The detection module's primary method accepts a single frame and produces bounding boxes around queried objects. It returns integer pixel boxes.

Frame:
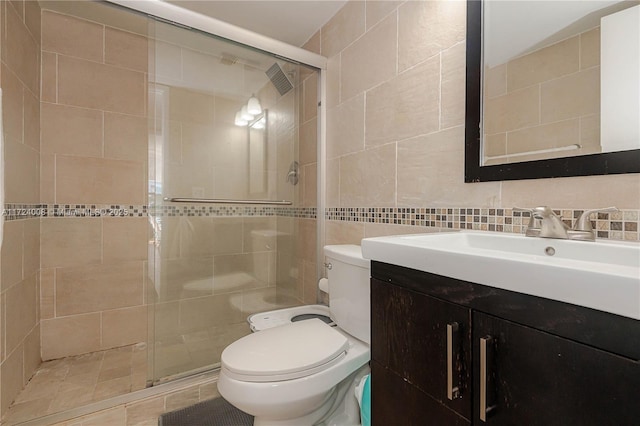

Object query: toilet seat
[221,319,349,383]
[248,304,334,331]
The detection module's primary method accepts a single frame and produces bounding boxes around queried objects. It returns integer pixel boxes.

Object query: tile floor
[51,379,220,426]
[2,343,148,425]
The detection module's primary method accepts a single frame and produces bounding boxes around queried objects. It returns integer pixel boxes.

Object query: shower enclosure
[146,15,321,383]
[0,0,323,423]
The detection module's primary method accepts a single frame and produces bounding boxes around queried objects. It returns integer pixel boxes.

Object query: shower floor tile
[2,343,148,425]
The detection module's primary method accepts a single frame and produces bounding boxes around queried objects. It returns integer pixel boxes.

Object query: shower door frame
[105,0,326,68]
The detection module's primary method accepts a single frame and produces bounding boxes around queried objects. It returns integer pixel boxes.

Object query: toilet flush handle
[324,262,332,270]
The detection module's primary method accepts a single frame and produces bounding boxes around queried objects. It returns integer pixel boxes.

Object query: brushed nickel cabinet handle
[480,335,495,422]
[447,322,461,400]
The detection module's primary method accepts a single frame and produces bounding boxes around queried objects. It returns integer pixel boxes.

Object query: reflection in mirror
[483,1,639,165]
[465,0,640,182]
[249,110,268,195]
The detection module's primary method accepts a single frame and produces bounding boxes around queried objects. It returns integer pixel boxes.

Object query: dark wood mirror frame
[464,0,640,183]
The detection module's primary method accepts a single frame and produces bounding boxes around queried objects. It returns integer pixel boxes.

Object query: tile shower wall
[39,9,149,360]
[35,5,320,383]
[0,0,42,417]
[304,0,640,245]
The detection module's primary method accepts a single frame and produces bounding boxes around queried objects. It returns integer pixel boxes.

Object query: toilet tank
[324,245,371,344]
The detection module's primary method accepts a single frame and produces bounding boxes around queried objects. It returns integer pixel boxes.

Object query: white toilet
[218,245,371,426]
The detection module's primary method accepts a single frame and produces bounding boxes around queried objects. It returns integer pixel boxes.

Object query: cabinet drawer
[372,279,472,420]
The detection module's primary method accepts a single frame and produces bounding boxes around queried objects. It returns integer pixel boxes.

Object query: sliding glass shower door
[147,18,319,383]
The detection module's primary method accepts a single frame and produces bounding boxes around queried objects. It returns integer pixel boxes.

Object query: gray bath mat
[158,397,254,426]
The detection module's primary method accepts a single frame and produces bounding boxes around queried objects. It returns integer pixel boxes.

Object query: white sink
[361,231,640,320]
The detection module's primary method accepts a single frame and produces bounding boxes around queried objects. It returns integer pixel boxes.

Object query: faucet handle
[530,206,562,219]
[512,207,532,214]
[513,207,542,236]
[574,207,619,232]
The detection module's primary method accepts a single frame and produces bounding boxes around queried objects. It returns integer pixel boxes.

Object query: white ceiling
[166,0,347,47]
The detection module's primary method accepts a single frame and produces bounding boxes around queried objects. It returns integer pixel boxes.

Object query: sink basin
[361,231,640,320]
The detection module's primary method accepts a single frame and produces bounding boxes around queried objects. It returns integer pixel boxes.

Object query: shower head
[266,63,294,96]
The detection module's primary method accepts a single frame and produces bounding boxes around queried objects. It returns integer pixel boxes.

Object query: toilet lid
[221,319,349,382]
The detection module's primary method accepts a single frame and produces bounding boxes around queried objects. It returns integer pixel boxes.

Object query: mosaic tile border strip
[2,204,317,220]
[5,204,637,240]
[3,204,148,219]
[151,205,317,219]
[325,207,640,242]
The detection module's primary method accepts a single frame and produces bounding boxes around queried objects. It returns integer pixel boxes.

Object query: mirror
[465,0,640,182]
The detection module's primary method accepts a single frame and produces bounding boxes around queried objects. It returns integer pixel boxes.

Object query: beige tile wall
[40,10,147,205]
[0,0,42,418]
[484,28,602,162]
[311,0,640,247]
[39,9,149,363]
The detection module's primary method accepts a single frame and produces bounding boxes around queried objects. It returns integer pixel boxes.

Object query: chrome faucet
[514,206,618,241]
[531,206,569,239]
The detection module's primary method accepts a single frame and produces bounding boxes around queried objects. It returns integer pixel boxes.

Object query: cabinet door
[372,360,470,426]
[473,311,640,425]
[372,279,472,420]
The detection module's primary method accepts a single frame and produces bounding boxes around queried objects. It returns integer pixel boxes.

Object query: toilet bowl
[218,245,371,426]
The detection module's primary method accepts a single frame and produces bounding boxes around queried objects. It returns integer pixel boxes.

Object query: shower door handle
[164,198,291,205]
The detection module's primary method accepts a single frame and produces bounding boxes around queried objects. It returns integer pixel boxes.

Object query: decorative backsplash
[5,204,638,241]
[2,204,317,220]
[325,207,640,241]
[154,205,317,219]
[3,204,147,219]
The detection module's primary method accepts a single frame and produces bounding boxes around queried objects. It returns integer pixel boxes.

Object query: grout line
[101,110,105,158]
[102,24,106,64]
[54,53,59,104]
[53,268,57,319]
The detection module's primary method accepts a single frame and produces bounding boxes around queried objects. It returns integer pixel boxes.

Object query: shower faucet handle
[286,161,299,185]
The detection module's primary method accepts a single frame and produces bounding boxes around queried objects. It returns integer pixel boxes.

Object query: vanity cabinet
[371,262,640,426]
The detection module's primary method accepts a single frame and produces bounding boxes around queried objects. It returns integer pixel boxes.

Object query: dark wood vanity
[371,261,640,425]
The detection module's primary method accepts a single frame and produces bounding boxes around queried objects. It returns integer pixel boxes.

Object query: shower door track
[16,370,219,426]
[104,0,326,70]
[164,197,292,205]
